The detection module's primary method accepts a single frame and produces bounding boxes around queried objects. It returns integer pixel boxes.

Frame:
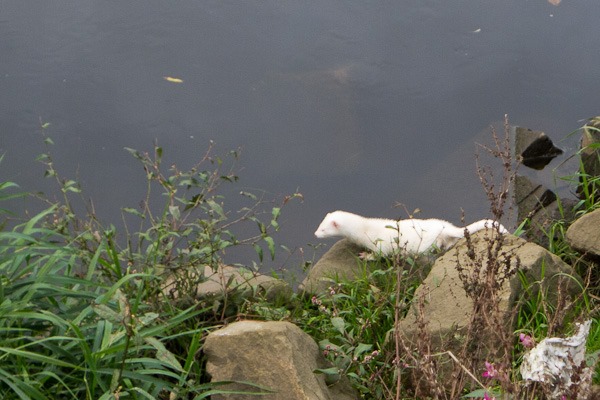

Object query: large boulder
[301,239,434,296]
[299,239,365,295]
[566,208,600,259]
[399,230,582,348]
[204,320,357,400]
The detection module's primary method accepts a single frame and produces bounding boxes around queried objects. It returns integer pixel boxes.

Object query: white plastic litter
[520,320,592,398]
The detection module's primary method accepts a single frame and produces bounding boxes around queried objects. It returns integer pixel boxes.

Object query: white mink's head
[314,211,342,238]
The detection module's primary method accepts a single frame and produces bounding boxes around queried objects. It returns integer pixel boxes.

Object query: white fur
[314,210,507,255]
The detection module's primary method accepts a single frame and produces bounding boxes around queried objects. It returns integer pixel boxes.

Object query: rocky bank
[173,123,600,399]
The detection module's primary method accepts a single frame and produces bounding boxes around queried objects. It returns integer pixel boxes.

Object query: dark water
[2,1,600,278]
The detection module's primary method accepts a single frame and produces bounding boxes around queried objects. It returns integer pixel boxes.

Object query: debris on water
[163,76,184,83]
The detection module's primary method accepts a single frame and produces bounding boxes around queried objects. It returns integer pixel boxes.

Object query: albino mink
[314,210,507,256]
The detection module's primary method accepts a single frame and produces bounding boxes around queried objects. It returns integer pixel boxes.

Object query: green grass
[0,139,296,399]
[0,205,216,399]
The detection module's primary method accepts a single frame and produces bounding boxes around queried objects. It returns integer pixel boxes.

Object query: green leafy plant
[290,257,425,399]
[0,134,297,398]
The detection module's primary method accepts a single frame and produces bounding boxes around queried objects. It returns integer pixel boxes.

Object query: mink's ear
[332,220,338,229]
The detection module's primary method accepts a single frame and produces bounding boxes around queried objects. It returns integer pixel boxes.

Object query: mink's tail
[464,219,508,234]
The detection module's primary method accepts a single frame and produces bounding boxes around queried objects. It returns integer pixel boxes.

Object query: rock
[514,175,576,247]
[514,175,558,221]
[578,117,600,198]
[204,320,357,400]
[299,239,365,295]
[566,208,600,259]
[514,127,563,170]
[163,264,292,305]
[398,230,582,353]
[512,127,576,247]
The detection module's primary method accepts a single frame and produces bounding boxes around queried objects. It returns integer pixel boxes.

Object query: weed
[0,135,298,399]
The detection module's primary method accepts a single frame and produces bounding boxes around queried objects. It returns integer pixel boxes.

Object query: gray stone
[163,264,291,304]
[399,230,582,349]
[204,320,357,400]
[578,118,600,198]
[514,175,576,247]
[515,127,542,155]
[299,239,365,295]
[566,208,600,258]
[514,175,558,222]
[515,127,562,170]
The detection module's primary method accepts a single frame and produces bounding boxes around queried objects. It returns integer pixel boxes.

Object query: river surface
[2,1,600,279]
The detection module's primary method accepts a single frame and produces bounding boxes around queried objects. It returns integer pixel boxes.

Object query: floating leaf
[163,76,184,83]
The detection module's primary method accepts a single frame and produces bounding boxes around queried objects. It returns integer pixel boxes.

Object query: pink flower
[482,361,498,378]
[483,393,495,400]
[519,333,534,348]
